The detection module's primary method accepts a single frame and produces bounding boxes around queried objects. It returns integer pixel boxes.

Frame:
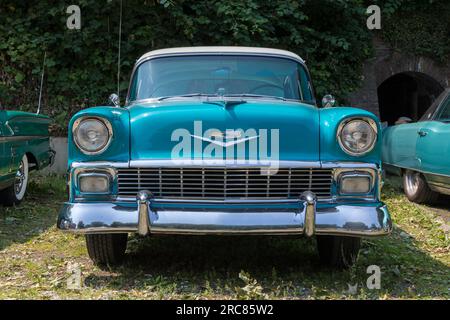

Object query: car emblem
[210,130,242,139]
[190,132,258,147]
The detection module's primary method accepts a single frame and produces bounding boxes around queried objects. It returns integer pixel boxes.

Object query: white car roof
[137,46,305,64]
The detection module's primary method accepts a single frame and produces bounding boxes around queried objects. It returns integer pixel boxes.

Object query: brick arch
[377,71,444,124]
[374,51,449,90]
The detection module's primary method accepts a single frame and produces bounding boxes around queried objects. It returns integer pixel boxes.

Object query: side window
[297,65,313,103]
[435,97,450,122]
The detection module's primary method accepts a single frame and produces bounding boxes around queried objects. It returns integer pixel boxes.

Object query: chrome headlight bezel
[72,116,113,155]
[77,172,111,194]
[337,117,378,156]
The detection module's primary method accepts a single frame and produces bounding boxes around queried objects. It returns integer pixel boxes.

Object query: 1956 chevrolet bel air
[0,108,53,205]
[58,47,392,268]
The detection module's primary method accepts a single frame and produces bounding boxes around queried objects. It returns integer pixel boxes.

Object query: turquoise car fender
[68,107,130,167]
[319,107,382,164]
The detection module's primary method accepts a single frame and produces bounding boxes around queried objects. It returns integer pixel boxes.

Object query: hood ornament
[190,132,258,147]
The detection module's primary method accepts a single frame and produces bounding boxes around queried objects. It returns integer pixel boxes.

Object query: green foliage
[376,0,450,63]
[2,0,446,134]
[235,270,267,299]
[0,0,374,134]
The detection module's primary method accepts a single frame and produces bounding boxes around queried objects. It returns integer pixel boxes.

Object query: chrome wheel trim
[405,171,420,195]
[15,161,25,194]
[14,156,28,200]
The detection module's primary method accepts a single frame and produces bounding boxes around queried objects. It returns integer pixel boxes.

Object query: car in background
[383,89,450,203]
[58,47,392,268]
[0,108,54,205]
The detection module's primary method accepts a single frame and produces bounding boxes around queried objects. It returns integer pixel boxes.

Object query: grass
[0,174,448,299]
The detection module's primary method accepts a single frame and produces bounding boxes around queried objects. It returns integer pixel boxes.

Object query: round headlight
[73,117,112,154]
[338,118,377,156]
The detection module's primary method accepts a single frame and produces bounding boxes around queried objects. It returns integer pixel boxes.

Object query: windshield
[435,95,450,122]
[128,55,315,104]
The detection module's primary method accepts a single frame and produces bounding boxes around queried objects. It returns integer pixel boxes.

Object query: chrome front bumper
[57,191,392,237]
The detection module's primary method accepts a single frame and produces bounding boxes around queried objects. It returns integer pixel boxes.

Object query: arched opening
[377,72,444,125]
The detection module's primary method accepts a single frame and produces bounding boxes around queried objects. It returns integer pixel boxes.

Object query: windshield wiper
[224,94,316,105]
[223,94,287,101]
[157,93,219,101]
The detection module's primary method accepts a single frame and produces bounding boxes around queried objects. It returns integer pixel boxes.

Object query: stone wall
[347,37,450,118]
[42,137,68,175]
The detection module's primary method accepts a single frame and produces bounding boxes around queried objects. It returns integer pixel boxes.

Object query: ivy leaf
[14,72,24,83]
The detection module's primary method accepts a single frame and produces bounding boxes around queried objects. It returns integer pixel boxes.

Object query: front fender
[319,107,382,165]
[68,107,130,167]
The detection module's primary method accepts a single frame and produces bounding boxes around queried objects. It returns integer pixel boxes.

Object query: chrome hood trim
[70,160,379,169]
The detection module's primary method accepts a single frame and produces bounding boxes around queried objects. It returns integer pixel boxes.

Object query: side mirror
[395,117,412,125]
[109,93,120,107]
[322,94,336,108]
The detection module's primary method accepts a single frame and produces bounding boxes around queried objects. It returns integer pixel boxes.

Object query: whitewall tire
[0,155,29,206]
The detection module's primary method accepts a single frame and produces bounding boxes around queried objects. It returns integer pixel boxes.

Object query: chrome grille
[117,167,333,199]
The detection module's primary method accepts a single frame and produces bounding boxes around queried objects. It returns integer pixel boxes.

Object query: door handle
[417,130,427,137]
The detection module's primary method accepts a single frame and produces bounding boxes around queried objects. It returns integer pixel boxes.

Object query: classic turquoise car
[383,88,450,203]
[58,47,392,268]
[0,109,53,205]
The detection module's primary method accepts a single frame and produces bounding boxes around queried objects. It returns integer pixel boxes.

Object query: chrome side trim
[427,181,450,195]
[321,162,378,169]
[71,161,129,168]
[382,162,450,178]
[0,135,48,142]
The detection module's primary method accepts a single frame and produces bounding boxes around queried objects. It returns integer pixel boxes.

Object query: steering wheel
[248,83,284,94]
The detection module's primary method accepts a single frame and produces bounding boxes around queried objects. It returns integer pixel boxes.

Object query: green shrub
[0,0,448,135]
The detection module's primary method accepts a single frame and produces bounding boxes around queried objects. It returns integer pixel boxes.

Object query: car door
[416,93,450,176]
[382,121,423,170]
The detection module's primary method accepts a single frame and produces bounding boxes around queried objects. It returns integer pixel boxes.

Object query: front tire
[316,235,361,269]
[85,233,128,266]
[0,155,29,206]
[403,169,439,204]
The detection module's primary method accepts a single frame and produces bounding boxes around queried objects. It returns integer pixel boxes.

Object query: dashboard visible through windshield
[128,55,315,105]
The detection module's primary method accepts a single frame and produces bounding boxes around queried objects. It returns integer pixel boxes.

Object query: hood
[128,100,320,162]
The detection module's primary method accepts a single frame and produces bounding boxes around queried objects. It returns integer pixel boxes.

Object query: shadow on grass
[0,175,65,251]
[126,235,320,274]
